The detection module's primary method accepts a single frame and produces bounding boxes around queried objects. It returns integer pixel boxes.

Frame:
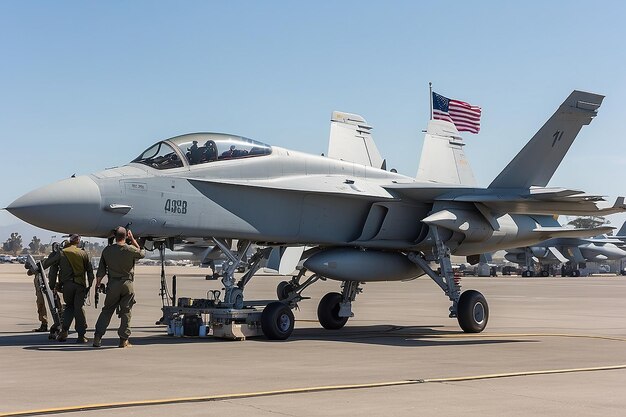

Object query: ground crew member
[32,276,48,333]
[43,241,67,339]
[43,234,94,343]
[93,227,145,348]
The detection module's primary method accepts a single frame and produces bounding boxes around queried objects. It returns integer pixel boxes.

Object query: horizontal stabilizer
[489,90,604,189]
[328,111,385,169]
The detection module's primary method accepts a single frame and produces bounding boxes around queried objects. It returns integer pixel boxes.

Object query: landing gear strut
[275,268,321,305]
[409,226,489,333]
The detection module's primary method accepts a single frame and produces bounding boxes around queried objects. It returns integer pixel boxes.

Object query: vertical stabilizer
[489,90,604,189]
[328,111,385,169]
[416,119,476,186]
[616,221,626,237]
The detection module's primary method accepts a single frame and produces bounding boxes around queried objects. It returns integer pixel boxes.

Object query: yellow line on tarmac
[3,364,626,417]
[3,332,626,417]
[423,364,626,383]
[413,333,626,343]
[0,380,420,417]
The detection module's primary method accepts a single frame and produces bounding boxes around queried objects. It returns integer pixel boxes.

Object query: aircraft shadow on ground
[5,324,535,350]
[272,325,533,348]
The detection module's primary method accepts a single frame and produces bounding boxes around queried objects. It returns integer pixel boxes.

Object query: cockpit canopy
[132,133,272,170]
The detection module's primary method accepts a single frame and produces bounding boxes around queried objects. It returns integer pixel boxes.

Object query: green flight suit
[94,243,145,340]
[43,245,94,337]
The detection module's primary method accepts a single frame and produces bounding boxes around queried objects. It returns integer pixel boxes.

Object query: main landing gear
[317,281,362,330]
[409,227,489,333]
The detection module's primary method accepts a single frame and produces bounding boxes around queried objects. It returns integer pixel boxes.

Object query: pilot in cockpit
[203,140,218,162]
[187,140,203,165]
[221,144,237,159]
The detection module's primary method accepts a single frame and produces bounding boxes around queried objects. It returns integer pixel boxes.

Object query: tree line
[2,233,105,257]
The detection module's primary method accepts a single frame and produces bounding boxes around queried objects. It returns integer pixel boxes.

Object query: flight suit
[43,245,94,339]
[94,244,145,341]
[33,276,48,330]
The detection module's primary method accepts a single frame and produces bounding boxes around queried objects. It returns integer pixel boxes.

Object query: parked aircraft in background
[609,221,626,247]
[7,90,625,339]
[504,235,626,276]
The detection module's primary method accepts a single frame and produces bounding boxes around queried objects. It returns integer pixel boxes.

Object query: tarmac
[1,263,626,417]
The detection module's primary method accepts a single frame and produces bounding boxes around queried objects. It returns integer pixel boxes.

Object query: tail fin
[489,90,604,189]
[327,111,385,169]
[416,119,476,186]
[616,220,626,237]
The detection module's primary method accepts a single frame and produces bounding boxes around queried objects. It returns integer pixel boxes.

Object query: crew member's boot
[32,323,48,332]
[57,329,68,342]
[49,324,59,340]
[118,338,131,348]
[76,335,89,344]
[92,334,102,348]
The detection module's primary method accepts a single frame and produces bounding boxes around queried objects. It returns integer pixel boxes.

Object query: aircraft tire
[317,292,349,330]
[572,270,580,277]
[457,290,489,333]
[541,270,549,277]
[261,302,295,340]
[276,281,295,300]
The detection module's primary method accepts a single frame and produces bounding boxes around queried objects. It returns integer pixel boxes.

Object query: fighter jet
[7,90,625,339]
[504,235,626,277]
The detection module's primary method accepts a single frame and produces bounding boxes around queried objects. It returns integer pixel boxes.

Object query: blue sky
[2,1,626,239]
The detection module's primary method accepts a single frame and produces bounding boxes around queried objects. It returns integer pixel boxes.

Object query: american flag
[432,91,482,134]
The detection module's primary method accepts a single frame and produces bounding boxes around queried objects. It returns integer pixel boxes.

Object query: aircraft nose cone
[7,176,102,234]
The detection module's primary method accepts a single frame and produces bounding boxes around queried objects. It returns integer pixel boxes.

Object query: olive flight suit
[33,276,48,330]
[94,244,145,340]
[43,245,94,338]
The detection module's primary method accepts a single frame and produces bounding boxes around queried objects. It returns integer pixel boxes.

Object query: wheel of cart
[261,302,295,340]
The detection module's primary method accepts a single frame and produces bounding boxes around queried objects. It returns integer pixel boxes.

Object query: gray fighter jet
[7,90,625,339]
[504,235,626,277]
[505,220,626,276]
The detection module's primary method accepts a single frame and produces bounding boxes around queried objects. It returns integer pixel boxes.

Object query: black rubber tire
[541,270,549,277]
[276,281,295,300]
[317,292,349,330]
[457,290,489,333]
[261,302,295,340]
[572,270,580,277]
[522,270,531,277]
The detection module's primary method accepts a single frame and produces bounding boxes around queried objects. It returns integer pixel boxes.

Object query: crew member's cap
[69,234,80,243]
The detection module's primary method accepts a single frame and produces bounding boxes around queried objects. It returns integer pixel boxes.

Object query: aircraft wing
[187,175,397,200]
[386,183,626,216]
[531,226,614,240]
